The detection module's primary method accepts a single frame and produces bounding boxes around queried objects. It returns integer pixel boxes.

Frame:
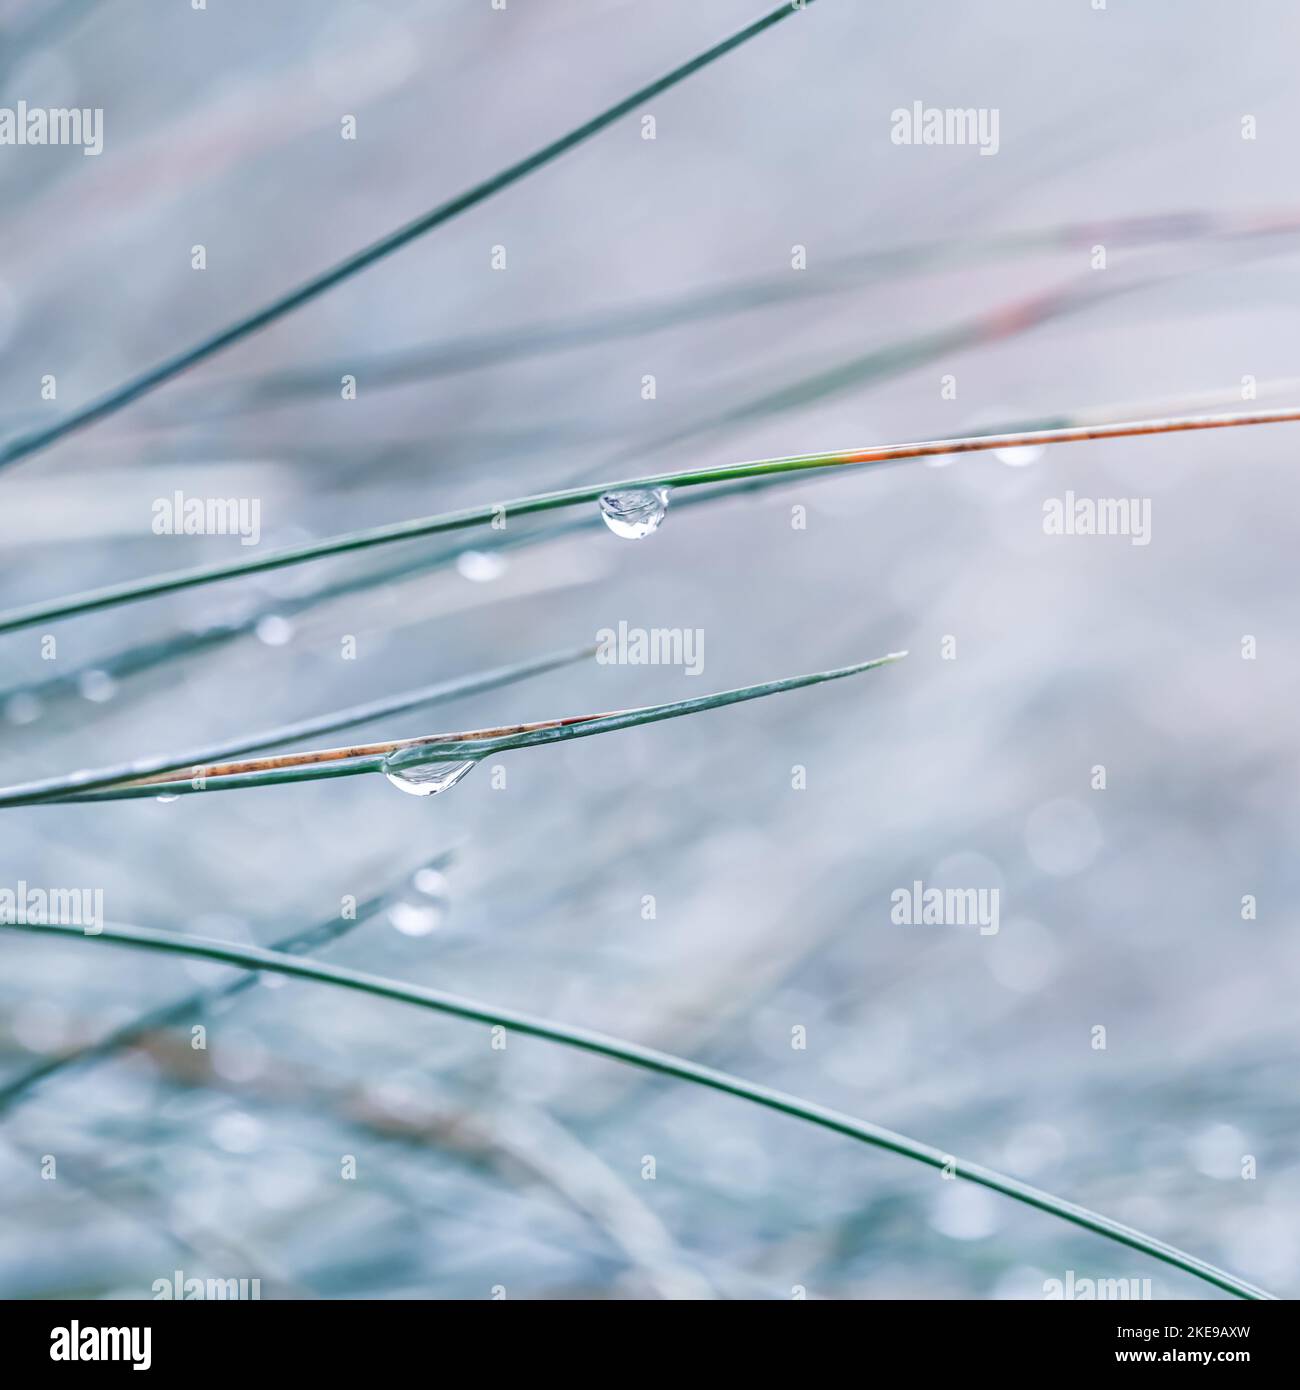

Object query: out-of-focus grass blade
[0,1,812,471]
[141,208,1300,420]
[4,919,1276,1302]
[0,848,455,1112]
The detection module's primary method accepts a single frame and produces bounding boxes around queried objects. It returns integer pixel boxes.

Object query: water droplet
[78,669,117,703]
[255,614,294,647]
[155,793,180,804]
[384,759,476,797]
[388,900,444,936]
[456,549,507,582]
[387,862,451,935]
[599,486,670,539]
[994,443,1044,467]
[412,867,450,897]
[4,692,42,726]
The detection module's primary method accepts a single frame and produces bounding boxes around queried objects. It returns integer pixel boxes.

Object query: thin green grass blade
[0,849,454,1112]
[0,475,793,713]
[0,645,590,807]
[0,1,811,471]
[12,377,1297,714]
[2,919,1274,1301]
[27,653,907,804]
[4,406,1299,636]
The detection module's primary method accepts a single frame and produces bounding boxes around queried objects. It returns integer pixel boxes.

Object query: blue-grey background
[0,0,1297,1299]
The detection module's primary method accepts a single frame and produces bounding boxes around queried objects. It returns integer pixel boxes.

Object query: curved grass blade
[4,405,1300,637]
[2,919,1274,1301]
[25,653,907,804]
[0,848,454,1112]
[0,645,591,808]
[0,1,812,472]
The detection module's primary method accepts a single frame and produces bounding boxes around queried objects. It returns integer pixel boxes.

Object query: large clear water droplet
[384,759,476,797]
[599,486,670,539]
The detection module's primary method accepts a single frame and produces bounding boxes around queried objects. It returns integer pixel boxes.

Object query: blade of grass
[21,653,907,804]
[152,209,1300,417]
[2,919,1274,1300]
[4,405,1300,636]
[12,374,1299,716]
[0,473,799,714]
[598,230,1300,475]
[135,208,1300,426]
[0,1,812,471]
[0,644,591,807]
[0,849,454,1112]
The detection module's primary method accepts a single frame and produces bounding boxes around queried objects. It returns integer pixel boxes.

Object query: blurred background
[1,0,1298,1299]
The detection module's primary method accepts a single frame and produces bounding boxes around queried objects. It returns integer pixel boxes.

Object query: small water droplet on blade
[256,615,295,646]
[599,487,670,539]
[4,693,41,726]
[155,793,180,804]
[78,670,117,703]
[388,901,444,936]
[412,867,449,896]
[456,549,507,582]
[994,444,1044,467]
[384,759,477,797]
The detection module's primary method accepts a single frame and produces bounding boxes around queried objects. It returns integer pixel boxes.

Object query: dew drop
[4,692,42,726]
[383,759,477,797]
[387,862,451,936]
[155,793,180,804]
[412,867,450,896]
[78,669,117,704]
[599,486,670,539]
[456,549,507,582]
[255,614,294,647]
[994,443,1044,468]
[387,900,444,936]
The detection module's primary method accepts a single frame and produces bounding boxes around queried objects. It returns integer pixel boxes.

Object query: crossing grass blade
[0,1,813,472]
[0,646,592,808]
[14,653,908,805]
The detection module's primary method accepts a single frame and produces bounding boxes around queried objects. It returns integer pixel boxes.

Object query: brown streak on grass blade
[17,653,908,805]
[1,407,1298,637]
[0,645,592,808]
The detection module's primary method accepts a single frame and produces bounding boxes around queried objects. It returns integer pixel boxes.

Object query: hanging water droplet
[78,669,117,703]
[388,862,451,936]
[4,692,42,726]
[412,867,450,897]
[456,549,507,582]
[155,793,180,804]
[255,614,294,647]
[387,900,444,936]
[598,486,670,539]
[384,759,477,797]
[994,443,1044,468]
